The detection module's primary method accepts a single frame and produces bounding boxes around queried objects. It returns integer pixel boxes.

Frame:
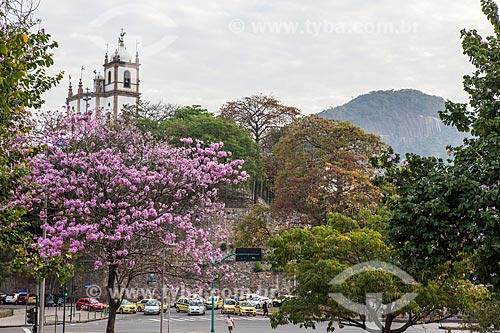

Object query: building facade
[66,31,140,120]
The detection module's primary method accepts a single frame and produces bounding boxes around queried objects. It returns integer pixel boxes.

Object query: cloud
[37,0,490,115]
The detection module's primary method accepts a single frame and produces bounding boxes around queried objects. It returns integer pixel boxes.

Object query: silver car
[187,299,205,315]
[144,300,163,315]
[5,293,18,304]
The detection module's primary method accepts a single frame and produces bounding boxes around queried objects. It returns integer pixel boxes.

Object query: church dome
[117,42,132,62]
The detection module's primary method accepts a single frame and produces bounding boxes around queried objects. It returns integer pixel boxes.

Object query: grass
[0,308,14,318]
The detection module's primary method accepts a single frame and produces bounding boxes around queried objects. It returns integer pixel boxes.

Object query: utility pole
[38,193,47,333]
[211,249,262,333]
[160,250,165,333]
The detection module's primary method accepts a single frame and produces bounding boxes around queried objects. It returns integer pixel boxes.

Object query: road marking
[164,315,268,322]
[22,329,31,333]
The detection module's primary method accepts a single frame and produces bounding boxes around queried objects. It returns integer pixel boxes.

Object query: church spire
[77,77,83,94]
[67,79,73,98]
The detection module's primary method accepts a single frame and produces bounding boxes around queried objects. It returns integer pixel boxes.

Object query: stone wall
[2,203,293,302]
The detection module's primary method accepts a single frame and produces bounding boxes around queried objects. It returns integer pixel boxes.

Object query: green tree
[137,105,261,190]
[267,210,485,333]
[0,0,62,284]
[269,115,387,225]
[220,95,300,203]
[374,0,500,292]
[233,205,273,249]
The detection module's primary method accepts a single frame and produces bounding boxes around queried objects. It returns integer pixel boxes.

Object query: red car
[75,298,107,311]
[16,293,30,305]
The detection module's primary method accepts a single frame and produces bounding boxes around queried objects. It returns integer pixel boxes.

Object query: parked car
[5,293,18,304]
[28,294,37,305]
[143,300,167,315]
[239,293,259,301]
[234,301,257,316]
[204,296,223,310]
[117,299,137,314]
[136,298,157,312]
[16,292,29,305]
[187,299,205,315]
[45,294,63,307]
[248,296,272,309]
[75,297,107,311]
[174,297,191,312]
[221,298,237,314]
[272,294,296,307]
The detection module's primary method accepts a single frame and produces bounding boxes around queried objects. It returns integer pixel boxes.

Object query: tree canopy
[374,0,500,291]
[136,105,261,182]
[9,113,247,333]
[0,0,62,284]
[219,94,300,152]
[269,115,388,225]
[122,100,180,121]
[267,210,485,333]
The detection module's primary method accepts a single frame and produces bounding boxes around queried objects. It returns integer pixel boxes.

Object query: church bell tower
[66,29,141,120]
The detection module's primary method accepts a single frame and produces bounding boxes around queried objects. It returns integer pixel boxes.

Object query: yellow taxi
[234,300,256,316]
[174,297,191,312]
[28,295,37,305]
[221,298,237,314]
[117,299,138,314]
[205,296,223,310]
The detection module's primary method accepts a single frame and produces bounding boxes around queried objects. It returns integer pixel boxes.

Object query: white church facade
[66,30,140,120]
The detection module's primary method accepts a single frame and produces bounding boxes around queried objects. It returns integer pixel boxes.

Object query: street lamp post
[38,193,48,333]
[210,249,262,333]
[160,249,165,333]
[211,255,216,333]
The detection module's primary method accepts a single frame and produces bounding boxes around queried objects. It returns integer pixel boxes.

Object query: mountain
[317,89,466,158]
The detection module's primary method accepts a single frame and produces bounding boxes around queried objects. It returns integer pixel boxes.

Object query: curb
[0,316,108,328]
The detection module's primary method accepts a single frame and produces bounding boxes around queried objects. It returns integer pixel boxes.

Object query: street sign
[235,248,262,262]
[147,280,157,284]
[84,283,91,287]
[19,289,28,293]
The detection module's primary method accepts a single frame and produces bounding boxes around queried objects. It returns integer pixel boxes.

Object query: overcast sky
[36,0,492,115]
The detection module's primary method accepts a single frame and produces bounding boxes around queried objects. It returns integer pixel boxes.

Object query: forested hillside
[318,89,467,158]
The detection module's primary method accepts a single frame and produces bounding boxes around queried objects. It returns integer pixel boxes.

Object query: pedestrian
[226,314,235,332]
[262,301,269,317]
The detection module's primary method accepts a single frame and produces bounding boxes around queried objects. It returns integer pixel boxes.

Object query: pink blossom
[7,113,247,282]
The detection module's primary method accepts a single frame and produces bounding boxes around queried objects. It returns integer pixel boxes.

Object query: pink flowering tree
[10,112,247,333]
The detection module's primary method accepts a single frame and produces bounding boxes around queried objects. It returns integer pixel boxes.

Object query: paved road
[0,305,455,333]
[2,311,452,333]
[0,328,31,333]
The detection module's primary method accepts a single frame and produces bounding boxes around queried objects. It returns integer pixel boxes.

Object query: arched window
[124,70,131,88]
[108,71,111,84]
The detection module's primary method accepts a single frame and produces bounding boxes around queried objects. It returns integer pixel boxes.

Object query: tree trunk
[252,177,258,204]
[383,314,394,333]
[106,265,118,333]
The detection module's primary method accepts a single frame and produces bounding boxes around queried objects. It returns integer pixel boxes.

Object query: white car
[187,299,205,315]
[248,296,272,309]
[5,293,19,304]
[144,300,165,315]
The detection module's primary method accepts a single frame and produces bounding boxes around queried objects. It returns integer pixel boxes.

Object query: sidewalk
[0,306,108,328]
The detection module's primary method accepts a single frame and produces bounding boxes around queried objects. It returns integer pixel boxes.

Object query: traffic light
[27,307,37,325]
[60,285,68,298]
